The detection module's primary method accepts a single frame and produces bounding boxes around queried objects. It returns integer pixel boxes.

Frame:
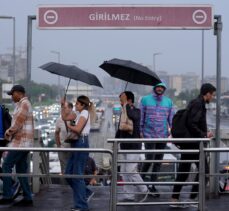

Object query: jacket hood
[153,82,167,90]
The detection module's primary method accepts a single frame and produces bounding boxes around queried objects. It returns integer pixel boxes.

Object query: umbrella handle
[64,78,71,100]
[124,82,128,91]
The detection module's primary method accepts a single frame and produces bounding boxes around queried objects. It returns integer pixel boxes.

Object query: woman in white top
[61,95,95,211]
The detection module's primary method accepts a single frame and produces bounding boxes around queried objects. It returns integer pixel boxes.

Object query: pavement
[0,185,228,211]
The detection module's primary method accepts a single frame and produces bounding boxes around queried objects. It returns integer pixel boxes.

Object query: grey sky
[0,0,229,86]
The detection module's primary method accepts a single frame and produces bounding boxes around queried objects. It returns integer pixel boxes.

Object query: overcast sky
[0,0,229,86]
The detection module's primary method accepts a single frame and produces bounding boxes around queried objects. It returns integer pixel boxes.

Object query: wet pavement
[0,185,229,211]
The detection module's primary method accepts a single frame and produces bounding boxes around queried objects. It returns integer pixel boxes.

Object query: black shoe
[13,199,33,206]
[0,198,14,205]
[149,186,160,198]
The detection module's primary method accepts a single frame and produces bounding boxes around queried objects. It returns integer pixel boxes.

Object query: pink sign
[37,5,213,29]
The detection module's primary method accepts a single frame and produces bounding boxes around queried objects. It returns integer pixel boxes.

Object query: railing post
[32,129,41,193]
[110,141,118,211]
[199,141,206,211]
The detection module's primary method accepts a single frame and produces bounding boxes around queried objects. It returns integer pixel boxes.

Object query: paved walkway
[0,185,228,210]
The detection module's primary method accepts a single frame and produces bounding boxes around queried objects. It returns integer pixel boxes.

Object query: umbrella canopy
[39,62,103,88]
[99,58,161,86]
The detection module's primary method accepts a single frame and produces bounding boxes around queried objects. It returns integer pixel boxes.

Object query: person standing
[140,82,174,196]
[116,91,149,202]
[170,83,216,208]
[61,95,96,211]
[55,102,74,174]
[84,156,97,202]
[0,85,34,206]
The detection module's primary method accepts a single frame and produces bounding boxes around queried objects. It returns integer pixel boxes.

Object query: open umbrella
[99,58,161,89]
[39,62,103,98]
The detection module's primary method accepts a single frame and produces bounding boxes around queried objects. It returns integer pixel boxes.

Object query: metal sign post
[214,15,222,197]
[26,5,222,209]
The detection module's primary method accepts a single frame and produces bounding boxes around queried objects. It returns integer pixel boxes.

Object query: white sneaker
[185,198,198,208]
[169,198,189,209]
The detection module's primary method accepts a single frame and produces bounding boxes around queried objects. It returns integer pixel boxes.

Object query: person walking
[140,82,175,196]
[0,85,34,206]
[116,91,149,202]
[61,95,96,211]
[170,83,216,208]
[55,102,74,174]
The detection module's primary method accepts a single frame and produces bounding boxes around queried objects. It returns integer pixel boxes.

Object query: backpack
[0,105,12,142]
[171,109,190,138]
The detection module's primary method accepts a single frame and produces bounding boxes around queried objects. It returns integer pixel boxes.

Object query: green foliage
[16,80,62,104]
[177,89,199,103]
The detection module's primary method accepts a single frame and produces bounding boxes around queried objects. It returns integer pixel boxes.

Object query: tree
[177,89,199,103]
[17,80,62,104]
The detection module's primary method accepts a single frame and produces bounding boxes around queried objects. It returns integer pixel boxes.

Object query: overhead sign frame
[37,4,213,30]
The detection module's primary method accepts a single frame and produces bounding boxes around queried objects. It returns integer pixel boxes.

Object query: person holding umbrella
[140,82,175,197]
[116,91,149,202]
[61,95,96,211]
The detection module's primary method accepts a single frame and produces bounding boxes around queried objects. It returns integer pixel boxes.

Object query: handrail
[0,147,113,155]
[108,138,210,143]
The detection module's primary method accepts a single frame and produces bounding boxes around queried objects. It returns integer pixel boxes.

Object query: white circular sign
[192,10,207,25]
[44,10,58,25]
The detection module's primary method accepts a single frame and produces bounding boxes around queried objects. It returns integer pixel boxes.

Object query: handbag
[119,105,133,135]
[64,115,89,143]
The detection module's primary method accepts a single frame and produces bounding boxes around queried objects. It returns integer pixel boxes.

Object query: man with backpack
[170,83,216,208]
[140,82,175,197]
[0,104,21,200]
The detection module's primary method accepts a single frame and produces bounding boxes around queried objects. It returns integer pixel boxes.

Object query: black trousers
[172,153,209,200]
[141,143,167,182]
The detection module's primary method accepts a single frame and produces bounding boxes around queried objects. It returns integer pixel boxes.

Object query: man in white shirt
[55,102,74,174]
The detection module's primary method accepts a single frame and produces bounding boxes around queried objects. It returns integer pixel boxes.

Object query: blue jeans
[65,136,89,210]
[2,151,32,200]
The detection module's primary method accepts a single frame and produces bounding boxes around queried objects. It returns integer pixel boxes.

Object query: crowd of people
[116,82,216,208]
[0,81,216,210]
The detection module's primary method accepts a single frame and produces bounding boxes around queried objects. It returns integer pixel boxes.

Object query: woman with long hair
[61,95,96,211]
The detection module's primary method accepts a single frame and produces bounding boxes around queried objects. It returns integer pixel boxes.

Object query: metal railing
[108,138,210,211]
[1,138,229,211]
[0,147,113,206]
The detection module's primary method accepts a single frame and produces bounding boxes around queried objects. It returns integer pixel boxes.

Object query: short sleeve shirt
[75,110,90,134]
[55,116,68,144]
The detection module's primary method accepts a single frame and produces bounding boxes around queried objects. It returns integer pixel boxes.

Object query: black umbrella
[39,62,103,98]
[99,58,161,89]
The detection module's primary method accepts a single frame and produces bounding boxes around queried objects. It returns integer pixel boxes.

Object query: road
[89,104,117,170]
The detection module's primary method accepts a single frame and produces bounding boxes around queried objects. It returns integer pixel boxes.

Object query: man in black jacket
[171,83,216,208]
[116,91,148,202]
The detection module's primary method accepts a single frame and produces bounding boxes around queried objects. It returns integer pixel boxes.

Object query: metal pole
[153,52,162,72]
[201,30,205,85]
[214,15,222,197]
[110,141,118,211]
[50,51,61,97]
[12,17,16,84]
[198,141,205,211]
[0,16,16,84]
[58,53,61,96]
[26,15,36,93]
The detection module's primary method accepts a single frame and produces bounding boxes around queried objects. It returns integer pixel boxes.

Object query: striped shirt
[7,97,34,147]
[140,93,175,138]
